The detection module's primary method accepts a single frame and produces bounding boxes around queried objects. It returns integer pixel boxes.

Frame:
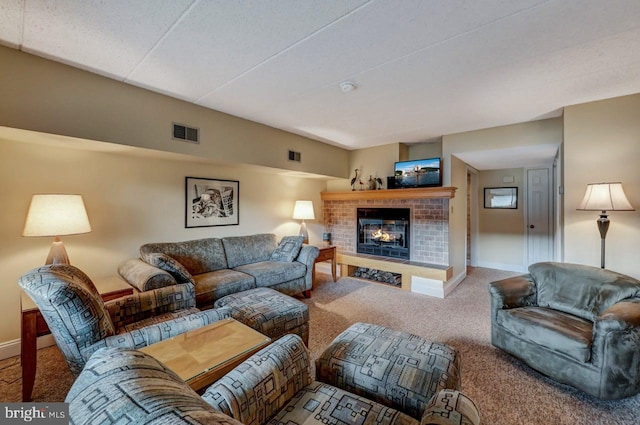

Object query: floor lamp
[577,182,634,269]
[292,200,315,244]
[23,194,92,265]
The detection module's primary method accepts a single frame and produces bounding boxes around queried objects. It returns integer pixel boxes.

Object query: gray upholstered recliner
[19,264,230,374]
[489,262,640,400]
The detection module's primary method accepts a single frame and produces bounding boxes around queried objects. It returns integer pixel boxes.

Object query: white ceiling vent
[173,123,199,144]
[288,150,301,162]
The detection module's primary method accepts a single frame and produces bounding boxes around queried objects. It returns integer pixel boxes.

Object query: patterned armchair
[19,264,231,374]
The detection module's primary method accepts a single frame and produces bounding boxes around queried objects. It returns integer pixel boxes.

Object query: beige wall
[442,117,562,184]
[407,140,442,160]
[326,143,401,191]
[564,94,640,277]
[0,46,350,179]
[477,169,526,271]
[1,137,328,345]
[448,156,468,280]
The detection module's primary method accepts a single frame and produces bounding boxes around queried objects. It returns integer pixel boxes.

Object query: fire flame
[371,228,395,242]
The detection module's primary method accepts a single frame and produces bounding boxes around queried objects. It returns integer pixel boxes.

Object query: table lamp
[577,182,634,269]
[292,200,315,244]
[23,194,92,265]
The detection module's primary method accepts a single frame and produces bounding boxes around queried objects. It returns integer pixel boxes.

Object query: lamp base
[597,212,610,269]
[299,221,309,245]
[45,237,70,265]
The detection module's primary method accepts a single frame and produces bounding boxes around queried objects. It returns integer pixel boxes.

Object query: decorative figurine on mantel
[375,177,383,190]
[368,175,376,190]
[350,169,360,191]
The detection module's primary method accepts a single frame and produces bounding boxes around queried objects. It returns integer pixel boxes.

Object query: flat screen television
[393,157,442,188]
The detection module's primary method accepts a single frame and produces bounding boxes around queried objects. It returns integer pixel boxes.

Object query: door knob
[529,224,535,229]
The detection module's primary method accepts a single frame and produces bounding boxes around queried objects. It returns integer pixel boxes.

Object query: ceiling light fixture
[339,81,357,92]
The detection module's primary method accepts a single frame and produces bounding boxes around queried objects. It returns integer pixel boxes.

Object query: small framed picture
[185,177,239,227]
[484,187,518,209]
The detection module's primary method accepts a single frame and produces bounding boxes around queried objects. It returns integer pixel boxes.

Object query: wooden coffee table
[140,318,271,392]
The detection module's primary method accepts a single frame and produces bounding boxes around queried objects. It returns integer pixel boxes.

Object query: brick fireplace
[322,194,450,265]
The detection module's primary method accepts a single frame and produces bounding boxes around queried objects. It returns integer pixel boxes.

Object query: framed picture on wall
[185,177,239,227]
[484,187,518,209]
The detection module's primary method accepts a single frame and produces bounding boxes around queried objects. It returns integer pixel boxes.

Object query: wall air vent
[173,123,199,144]
[288,150,301,162]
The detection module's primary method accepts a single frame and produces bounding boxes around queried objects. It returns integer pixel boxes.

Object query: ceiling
[1,0,640,169]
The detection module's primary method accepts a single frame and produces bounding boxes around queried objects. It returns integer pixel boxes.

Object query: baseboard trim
[476,261,527,274]
[410,276,445,298]
[443,270,467,297]
[0,335,56,361]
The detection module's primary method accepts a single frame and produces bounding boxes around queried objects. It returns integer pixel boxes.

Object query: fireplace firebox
[357,208,409,259]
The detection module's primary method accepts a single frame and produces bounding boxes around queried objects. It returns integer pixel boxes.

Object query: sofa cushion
[496,306,593,363]
[270,236,304,262]
[142,252,194,284]
[222,234,276,269]
[141,238,228,275]
[269,381,417,425]
[530,262,640,321]
[234,261,306,287]
[192,269,256,307]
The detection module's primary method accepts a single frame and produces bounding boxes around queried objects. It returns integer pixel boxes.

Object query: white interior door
[527,168,553,265]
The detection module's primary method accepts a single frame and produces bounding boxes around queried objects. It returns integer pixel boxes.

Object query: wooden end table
[312,245,337,290]
[139,318,271,392]
[21,276,133,402]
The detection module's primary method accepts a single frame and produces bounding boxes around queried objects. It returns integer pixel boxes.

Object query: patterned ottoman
[315,322,461,420]
[213,287,309,345]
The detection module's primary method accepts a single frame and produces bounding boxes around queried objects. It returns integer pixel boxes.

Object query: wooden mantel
[320,186,457,201]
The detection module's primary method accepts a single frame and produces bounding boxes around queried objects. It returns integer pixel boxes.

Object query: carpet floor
[1,267,639,424]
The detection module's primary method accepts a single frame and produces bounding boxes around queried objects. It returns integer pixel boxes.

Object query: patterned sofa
[118,234,319,307]
[490,262,640,399]
[67,334,480,425]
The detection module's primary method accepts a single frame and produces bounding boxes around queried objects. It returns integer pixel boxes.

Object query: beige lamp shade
[23,194,92,264]
[292,200,315,220]
[292,200,314,244]
[577,182,634,269]
[577,182,635,212]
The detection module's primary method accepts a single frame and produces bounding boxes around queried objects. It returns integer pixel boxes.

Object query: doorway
[526,167,553,265]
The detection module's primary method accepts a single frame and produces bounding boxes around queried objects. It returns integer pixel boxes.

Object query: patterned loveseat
[118,234,319,307]
[67,334,480,425]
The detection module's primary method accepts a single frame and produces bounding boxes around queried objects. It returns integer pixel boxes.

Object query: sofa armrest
[202,334,313,425]
[591,299,640,389]
[489,275,536,310]
[596,298,640,332]
[422,389,480,425]
[80,308,231,361]
[118,258,178,291]
[105,282,197,328]
[295,244,320,288]
[67,347,242,425]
